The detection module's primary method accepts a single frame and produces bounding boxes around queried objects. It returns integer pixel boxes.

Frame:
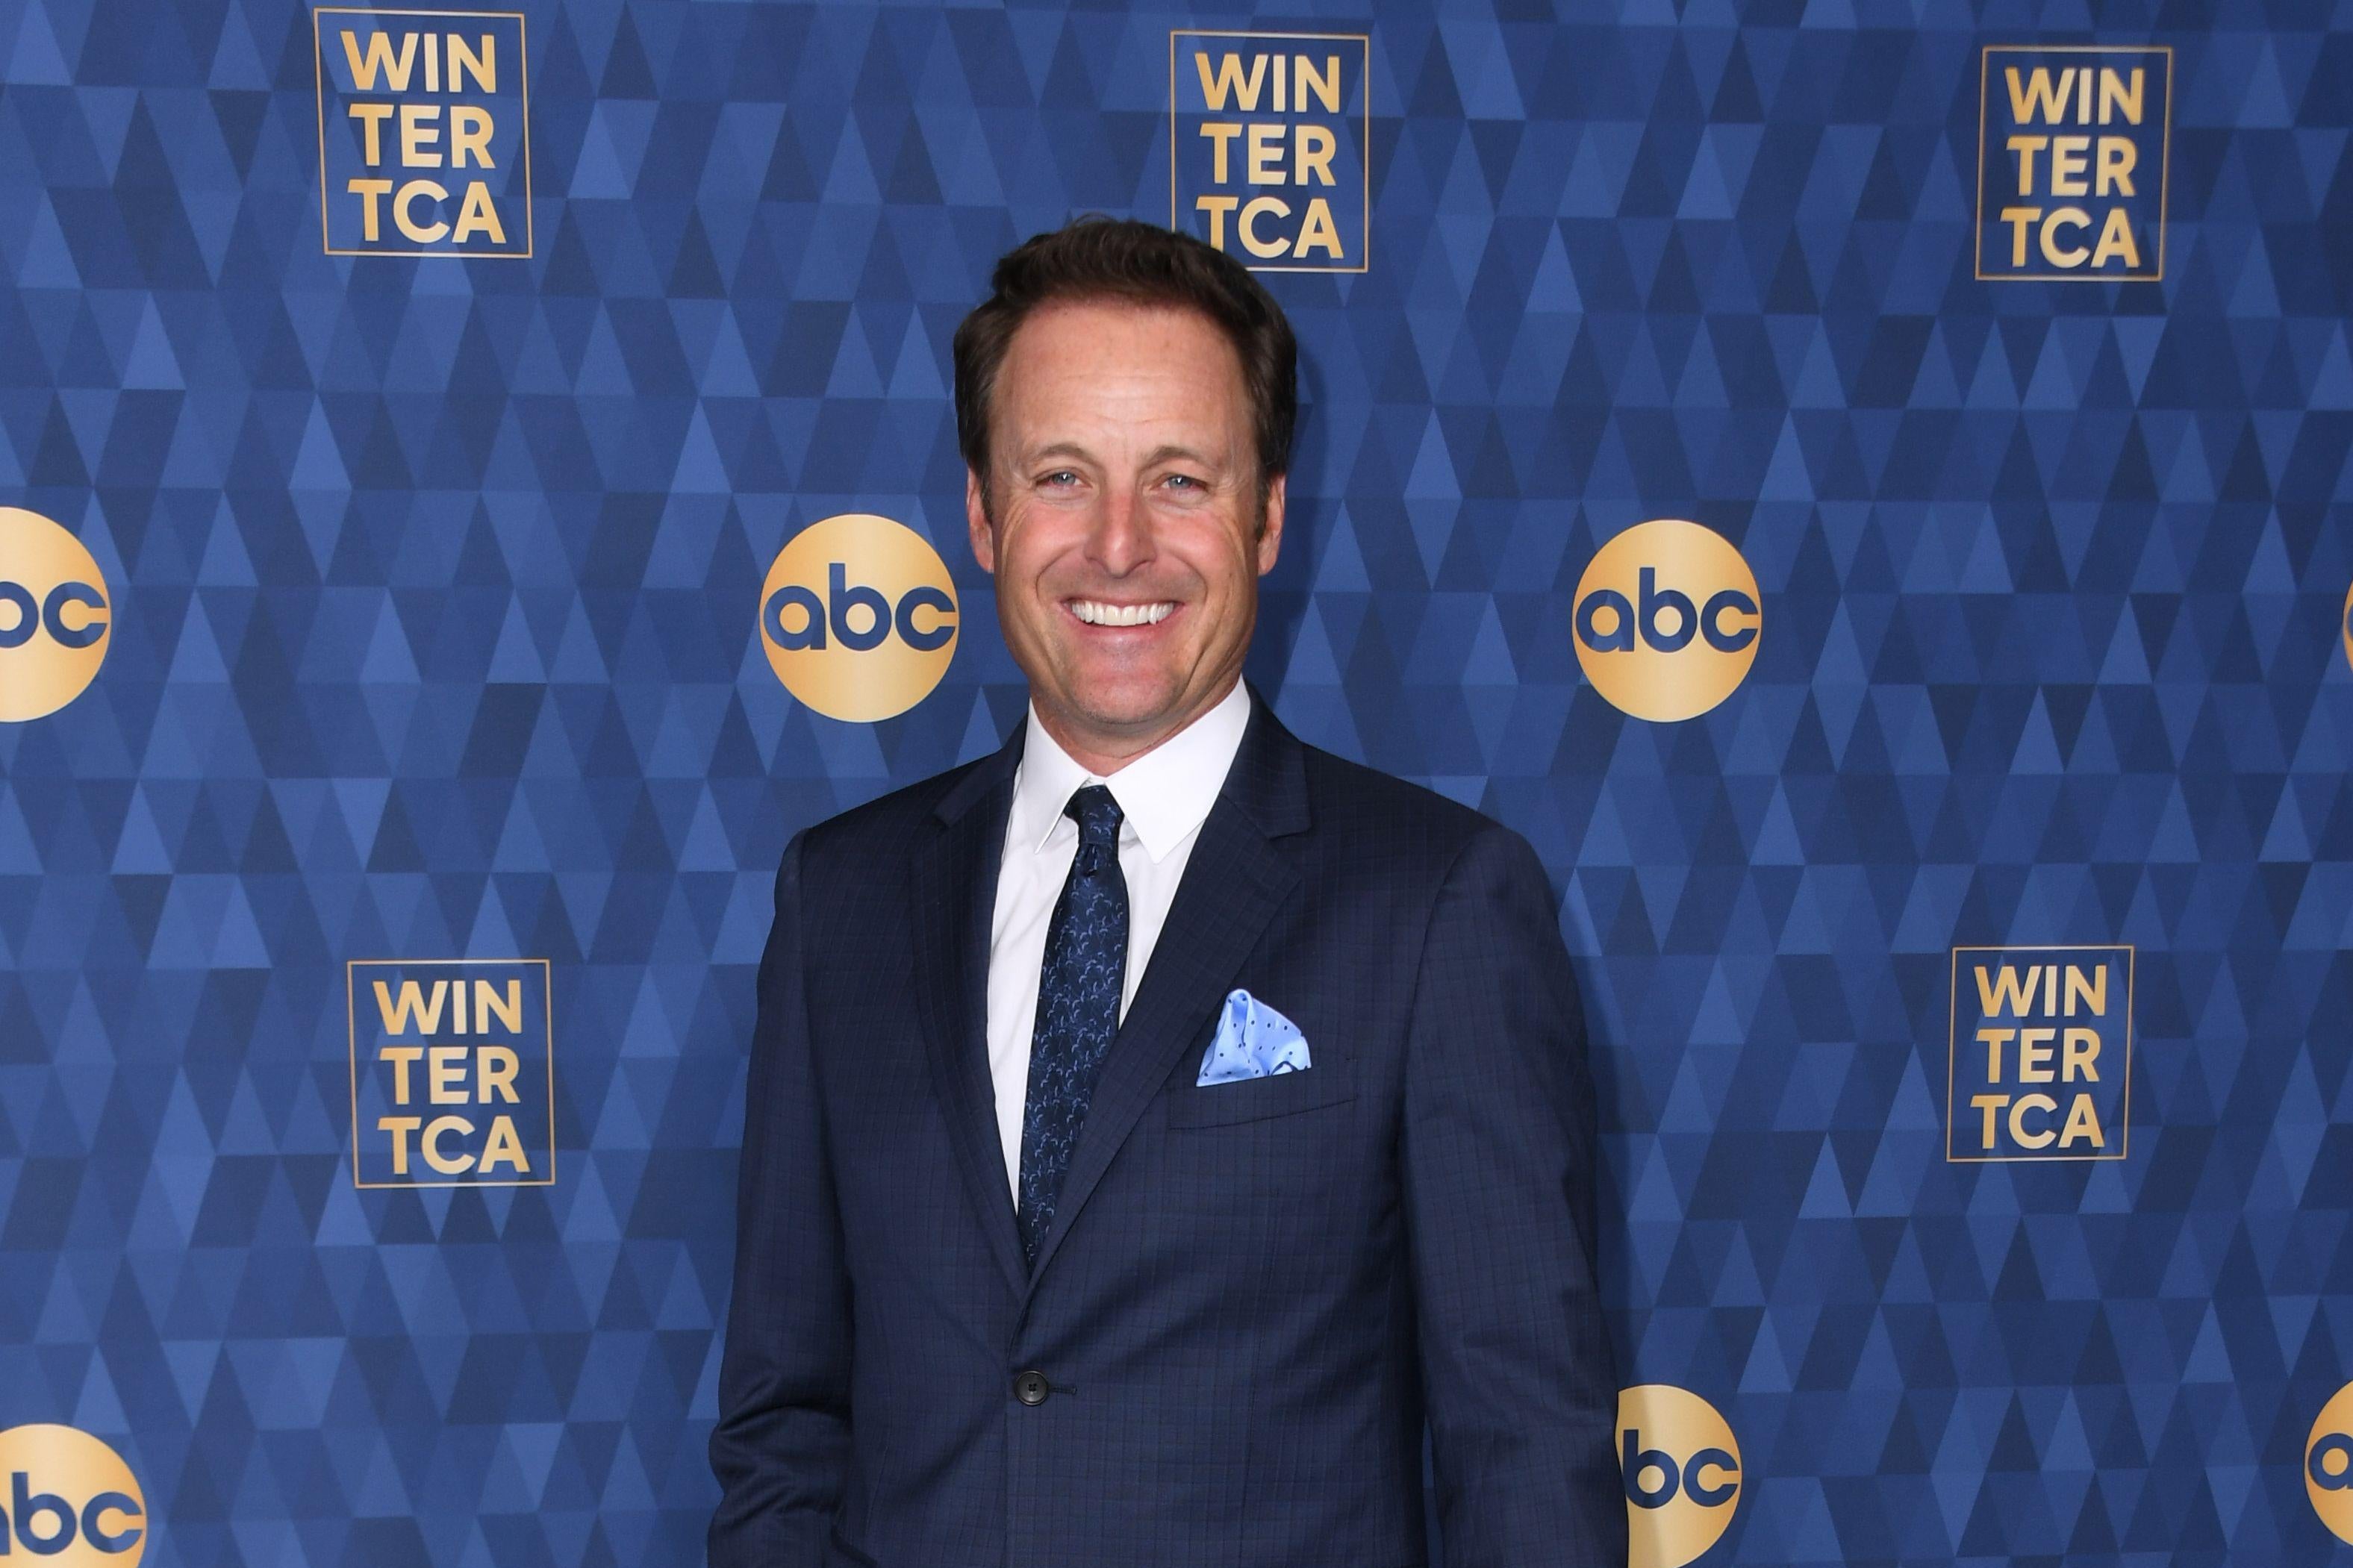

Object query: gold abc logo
[0,507,110,722]
[2340,579,2351,675]
[758,514,958,722]
[0,1425,146,1564]
[2310,1379,2353,1546]
[1573,519,1760,722]
[1620,1384,1741,1568]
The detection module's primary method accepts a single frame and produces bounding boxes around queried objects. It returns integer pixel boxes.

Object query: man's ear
[965,468,997,575]
[1256,471,1286,575]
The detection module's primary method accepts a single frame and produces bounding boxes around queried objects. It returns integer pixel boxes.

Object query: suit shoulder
[1293,740,1526,871]
[791,755,988,879]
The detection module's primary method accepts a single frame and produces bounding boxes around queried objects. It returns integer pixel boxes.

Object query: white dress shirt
[984,676,1253,1196]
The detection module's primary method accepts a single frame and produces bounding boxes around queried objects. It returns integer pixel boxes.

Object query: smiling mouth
[1067,599,1178,627]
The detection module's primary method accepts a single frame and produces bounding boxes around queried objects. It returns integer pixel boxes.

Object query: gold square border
[1945,943,2134,1163]
[347,958,558,1188]
[1168,29,1373,275]
[1975,44,2171,284]
[314,7,536,260]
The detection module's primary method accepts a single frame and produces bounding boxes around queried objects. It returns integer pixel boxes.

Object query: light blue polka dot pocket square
[1197,989,1312,1085]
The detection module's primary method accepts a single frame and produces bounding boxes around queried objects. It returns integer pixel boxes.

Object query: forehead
[992,299,1250,450]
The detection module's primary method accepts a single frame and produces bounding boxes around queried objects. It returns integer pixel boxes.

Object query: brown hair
[953,216,1297,522]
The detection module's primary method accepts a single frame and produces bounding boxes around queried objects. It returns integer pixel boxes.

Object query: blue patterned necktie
[1017,784,1129,1267]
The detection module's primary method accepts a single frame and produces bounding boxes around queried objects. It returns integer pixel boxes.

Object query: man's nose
[1085,487,1153,575]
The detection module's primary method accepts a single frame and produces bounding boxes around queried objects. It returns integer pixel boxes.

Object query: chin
[1065,674,1187,731]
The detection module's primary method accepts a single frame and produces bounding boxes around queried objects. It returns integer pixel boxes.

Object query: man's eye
[1163,474,1202,490]
[1040,470,1079,487]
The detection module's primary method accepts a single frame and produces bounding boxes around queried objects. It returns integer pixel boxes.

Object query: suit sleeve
[1401,822,1625,1568]
[709,828,853,1565]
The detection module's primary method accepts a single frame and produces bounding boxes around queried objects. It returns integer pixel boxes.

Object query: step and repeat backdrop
[1,0,2349,1563]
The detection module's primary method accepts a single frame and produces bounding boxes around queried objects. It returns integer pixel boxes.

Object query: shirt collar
[1009,678,1253,864]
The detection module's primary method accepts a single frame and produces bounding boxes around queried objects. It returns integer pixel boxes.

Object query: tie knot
[1065,784,1123,850]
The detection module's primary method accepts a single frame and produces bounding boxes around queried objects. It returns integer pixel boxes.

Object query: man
[710,216,1622,1567]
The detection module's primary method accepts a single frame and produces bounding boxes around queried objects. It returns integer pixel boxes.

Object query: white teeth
[1071,600,1175,626]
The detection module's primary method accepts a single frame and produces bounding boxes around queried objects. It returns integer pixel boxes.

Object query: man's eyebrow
[1015,442,1230,470]
[1020,441,1097,468]
[1138,443,1226,470]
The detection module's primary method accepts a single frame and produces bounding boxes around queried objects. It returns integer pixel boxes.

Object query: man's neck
[1030,678,1244,778]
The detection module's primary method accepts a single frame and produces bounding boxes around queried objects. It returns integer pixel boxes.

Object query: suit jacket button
[1013,1369,1051,1406]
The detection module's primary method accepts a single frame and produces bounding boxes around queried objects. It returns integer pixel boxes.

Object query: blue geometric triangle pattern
[0,0,2348,1564]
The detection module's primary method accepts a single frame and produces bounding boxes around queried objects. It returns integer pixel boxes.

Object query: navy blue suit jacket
[710,682,1622,1567]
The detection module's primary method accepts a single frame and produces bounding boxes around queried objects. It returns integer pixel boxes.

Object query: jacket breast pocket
[1165,1057,1356,1129]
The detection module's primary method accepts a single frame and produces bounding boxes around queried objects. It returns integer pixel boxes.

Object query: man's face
[967,299,1283,763]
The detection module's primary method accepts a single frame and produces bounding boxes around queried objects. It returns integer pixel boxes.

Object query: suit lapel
[910,725,1029,1298]
[1023,684,1311,1290]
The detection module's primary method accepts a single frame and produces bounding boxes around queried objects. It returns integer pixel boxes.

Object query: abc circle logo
[0,507,110,722]
[760,514,957,722]
[2310,1379,2353,1545]
[0,1425,146,1564]
[1574,519,1759,722]
[1620,1384,1740,1568]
